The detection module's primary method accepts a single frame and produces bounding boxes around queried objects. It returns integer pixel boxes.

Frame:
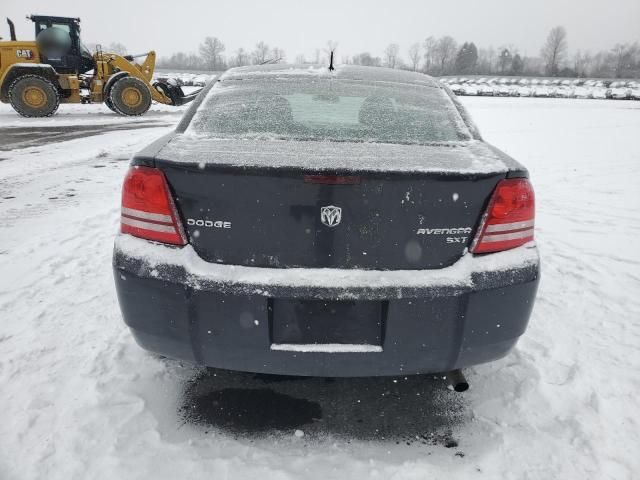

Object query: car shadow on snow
[178,368,468,447]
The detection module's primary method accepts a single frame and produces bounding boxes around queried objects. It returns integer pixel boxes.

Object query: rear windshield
[187,78,471,144]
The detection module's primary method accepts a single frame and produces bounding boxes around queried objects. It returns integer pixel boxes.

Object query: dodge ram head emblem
[320,205,342,227]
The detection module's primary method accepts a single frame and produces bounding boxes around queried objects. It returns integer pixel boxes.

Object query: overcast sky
[5,0,640,61]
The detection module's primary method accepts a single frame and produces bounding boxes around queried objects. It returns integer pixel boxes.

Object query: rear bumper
[113,235,540,377]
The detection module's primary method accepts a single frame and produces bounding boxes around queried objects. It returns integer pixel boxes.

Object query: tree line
[151,27,640,79]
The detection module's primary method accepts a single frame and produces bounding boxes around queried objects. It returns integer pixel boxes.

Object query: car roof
[219,64,440,88]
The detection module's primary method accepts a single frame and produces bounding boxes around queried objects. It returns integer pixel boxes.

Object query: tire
[104,96,118,113]
[108,76,152,116]
[8,75,60,117]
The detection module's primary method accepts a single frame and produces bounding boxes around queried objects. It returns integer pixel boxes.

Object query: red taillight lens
[471,178,535,254]
[120,166,186,245]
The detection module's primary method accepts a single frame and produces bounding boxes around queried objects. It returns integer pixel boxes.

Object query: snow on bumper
[113,234,540,376]
[113,234,539,300]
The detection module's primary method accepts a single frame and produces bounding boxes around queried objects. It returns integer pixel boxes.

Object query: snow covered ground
[1,97,639,479]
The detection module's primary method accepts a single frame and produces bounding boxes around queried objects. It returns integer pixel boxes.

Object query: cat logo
[16,49,34,59]
[320,205,342,227]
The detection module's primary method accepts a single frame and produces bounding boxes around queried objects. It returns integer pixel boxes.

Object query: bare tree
[295,54,307,64]
[573,50,592,77]
[234,48,249,67]
[199,37,226,70]
[476,47,496,75]
[408,43,421,71]
[384,43,400,68]
[186,53,204,70]
[252,41,270,64]
[158,51,206,70]
[271,47,286,62]
[589,51,612,77]
[610,43,639,78]
[351,52,381,66]
[422,36,437,73]
[434,36,457,75]
[107,42,128,56]
[541,26,568,76]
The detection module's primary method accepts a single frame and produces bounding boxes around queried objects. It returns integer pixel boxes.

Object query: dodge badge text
[186,218,232,228]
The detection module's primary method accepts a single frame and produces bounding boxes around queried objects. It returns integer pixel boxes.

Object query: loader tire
[104,97,119,114]
[8,75,60,117]
[109,77,152,116]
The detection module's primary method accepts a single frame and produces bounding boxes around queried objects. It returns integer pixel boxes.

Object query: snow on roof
[220,64,440,88]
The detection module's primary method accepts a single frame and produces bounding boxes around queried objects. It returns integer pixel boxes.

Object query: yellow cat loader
[0,15,201,117]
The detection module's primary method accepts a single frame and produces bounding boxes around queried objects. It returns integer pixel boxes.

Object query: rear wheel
[108,77,152,116]
[8,75,60,117]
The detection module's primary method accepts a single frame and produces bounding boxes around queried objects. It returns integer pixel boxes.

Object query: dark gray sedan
[113,64,539,384]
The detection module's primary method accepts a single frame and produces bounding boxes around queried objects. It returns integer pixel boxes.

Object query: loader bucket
[153,80,203,106]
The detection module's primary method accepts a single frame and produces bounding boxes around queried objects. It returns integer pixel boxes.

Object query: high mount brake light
[120,166,187,246]
[304,174,361,185]
[471,178,535,254]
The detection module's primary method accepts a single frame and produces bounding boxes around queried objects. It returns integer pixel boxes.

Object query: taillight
[120,166,187,246]
[471,178,535,254]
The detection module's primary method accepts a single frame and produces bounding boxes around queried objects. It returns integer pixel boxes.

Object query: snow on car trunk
[154,137,514,269]
[0,98,639,479]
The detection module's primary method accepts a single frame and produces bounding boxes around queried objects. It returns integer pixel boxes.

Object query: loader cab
[29,15,94,74]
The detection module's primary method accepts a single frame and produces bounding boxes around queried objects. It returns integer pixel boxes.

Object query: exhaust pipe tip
[445,369,469,392]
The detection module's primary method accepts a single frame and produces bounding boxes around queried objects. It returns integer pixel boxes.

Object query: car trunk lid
[153,136,515,270]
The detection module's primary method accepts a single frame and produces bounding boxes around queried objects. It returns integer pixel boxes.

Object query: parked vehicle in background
[572,86,589,98]
[609,82,631,99]
[533,86,551,97]
[192,75,209,86]
[462,84,479,95]
[497,85,511,96]
[450,83,465,95]
[517,86,532,97]
[478,84,495,96]
[440,76,640,100]
[113,64,540,379]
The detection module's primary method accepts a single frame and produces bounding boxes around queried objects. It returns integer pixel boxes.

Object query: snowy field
[1,97,639,479]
